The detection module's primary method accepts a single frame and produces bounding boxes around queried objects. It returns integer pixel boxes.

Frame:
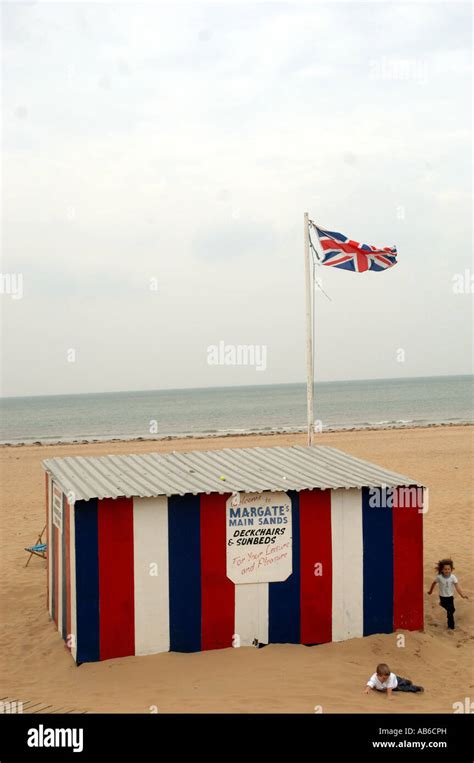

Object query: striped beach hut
[42,445,424,664]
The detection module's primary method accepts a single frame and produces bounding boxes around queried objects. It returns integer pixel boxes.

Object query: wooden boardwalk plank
[0,697,88,714]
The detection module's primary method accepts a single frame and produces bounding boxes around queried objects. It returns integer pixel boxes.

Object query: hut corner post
[304,211,314,446]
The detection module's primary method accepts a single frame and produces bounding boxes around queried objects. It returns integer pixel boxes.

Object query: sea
[0,375,472,446]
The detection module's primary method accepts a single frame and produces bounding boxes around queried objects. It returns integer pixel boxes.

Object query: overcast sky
[1,1,472,397]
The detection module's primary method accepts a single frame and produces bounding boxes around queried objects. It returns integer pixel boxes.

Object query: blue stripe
[61,494,67,640]
[75,499,100,663]
[332,260,356,271]
[322,249,346,261]
[321,250,356,270]
[362,487,393,635]
[268,490,301,644]
[370,259,396,271]
[168,495,201,652]
[317,227,347,242]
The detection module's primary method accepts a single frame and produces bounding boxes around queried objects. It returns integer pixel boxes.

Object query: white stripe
[70,501,77,662]
[257,584,269,644]
[331,489,363,642]
[48,475,53,617]
[234,583,269,647]
[133,497,170,655]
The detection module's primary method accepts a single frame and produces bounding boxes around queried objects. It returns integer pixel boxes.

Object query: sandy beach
[0,425,472,714]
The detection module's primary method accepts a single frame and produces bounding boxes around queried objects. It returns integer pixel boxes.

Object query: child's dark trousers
[439,596,455,629]
[394,676,423,693]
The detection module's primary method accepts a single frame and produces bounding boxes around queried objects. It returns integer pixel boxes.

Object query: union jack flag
[309,223,398,273]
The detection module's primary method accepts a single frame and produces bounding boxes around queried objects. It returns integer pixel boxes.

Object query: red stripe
[393,487,424,630]
[323,254,353,267]
[320,240,361,253]
[299,489,332,644]
[355,252,369,272]
[348,239,368,250]
[53,525,59,626]
[45,474,49,611]
[65,499,71,646]
[98,498,135,660]
[200,493,235,650]
[321,238,388,256]
[374,254,395,267]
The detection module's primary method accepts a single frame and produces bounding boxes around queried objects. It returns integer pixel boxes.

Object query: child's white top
[367,672,398,690]
[436,573,458,597]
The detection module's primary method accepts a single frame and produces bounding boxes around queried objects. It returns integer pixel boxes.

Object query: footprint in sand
[445,659,459,670]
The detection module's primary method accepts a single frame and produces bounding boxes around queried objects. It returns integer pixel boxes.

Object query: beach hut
[42,445,424,664]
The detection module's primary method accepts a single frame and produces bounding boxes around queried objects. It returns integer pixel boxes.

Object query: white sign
[226,491,292,584]
[52,484,63,532]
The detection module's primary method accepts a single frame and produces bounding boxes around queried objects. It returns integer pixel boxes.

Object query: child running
[427,558,468,630]
[364,664,424,698]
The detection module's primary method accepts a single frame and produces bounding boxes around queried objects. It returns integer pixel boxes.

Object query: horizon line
[1,372,472,401]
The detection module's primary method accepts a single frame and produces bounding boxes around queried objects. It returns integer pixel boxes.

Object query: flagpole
[304,211,314,446]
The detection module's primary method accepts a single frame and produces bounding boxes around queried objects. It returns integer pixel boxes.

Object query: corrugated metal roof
[42,445,421,501]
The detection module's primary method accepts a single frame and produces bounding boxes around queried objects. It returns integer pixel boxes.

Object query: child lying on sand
[364,663,424,699]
